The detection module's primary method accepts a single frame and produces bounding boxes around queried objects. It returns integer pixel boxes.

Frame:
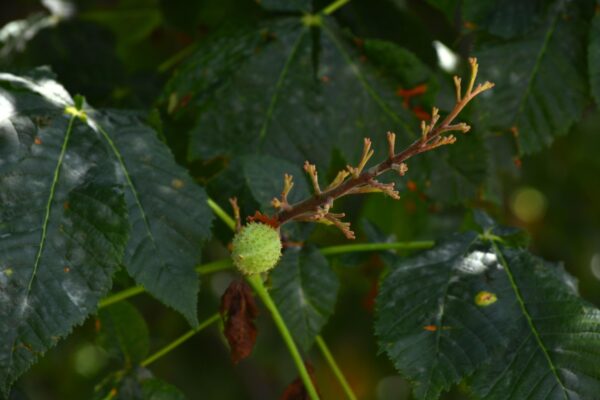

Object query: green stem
[209,197,318,398]
[315,336,356,400]
[320,240,434,255]
[321,0,351,15]
[196,258,233,274]
[247,274,320,400]
[140,313,221,367]
[207,198,236,230]
[98,285,145,308]
[99,240,432,307]
[99,259,233,309]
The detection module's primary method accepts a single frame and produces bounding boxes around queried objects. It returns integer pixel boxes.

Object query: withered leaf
[220,280,259,364]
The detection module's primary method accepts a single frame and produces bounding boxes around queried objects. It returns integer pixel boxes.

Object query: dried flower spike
[268,57,493,239]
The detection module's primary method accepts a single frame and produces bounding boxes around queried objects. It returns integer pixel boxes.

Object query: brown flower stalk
[271,58,494,238]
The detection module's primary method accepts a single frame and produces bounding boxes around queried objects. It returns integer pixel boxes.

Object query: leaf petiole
[140,313,221,367]
[321,0,351,15]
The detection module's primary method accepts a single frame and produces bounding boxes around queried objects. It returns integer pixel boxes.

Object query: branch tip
[386,131,396,158]
[453,76,462,102]
[304,161,321,195]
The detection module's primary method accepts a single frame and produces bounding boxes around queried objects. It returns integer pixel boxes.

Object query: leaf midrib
[492,242,568,399]
[258,26,308,142]
[93,121,162,262]
[8,112,77,380]
[513,3,562,128]
[27,114,77,293]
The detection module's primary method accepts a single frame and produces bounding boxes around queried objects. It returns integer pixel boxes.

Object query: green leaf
[97,302,150,366]
[242,154,310,210]
[79,0,163,69]
[424,133,488,204]
[162,18,416,170]
[463,0,547,38]
[375,233,600,399]
[362,39,434,88]
[470,245,600,399]
[80,0,162,46]
[589,12,600,106]
[141,378,186,400]
[0,70,214,393]
[475,1,592,154]
[0,71,129,395]
[270,246,339,350]
[91,110,214,327]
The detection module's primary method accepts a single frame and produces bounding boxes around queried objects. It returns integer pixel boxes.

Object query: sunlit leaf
[376,232,600,399]
[0,71,129,395]
[0,70,213,394]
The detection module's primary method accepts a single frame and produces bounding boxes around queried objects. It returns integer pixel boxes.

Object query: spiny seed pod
[231,222,282,275]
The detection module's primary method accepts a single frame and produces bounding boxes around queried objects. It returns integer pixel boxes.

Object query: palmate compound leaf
[474,0,593,155]
[164,15,488,207]
[0,71,129,395]
[375,232,600,399]
[163,17,418,172]
[270,246,339,350]
[0,70,212,394]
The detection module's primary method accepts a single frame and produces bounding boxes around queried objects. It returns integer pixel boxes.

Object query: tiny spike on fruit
[231,223,282,275]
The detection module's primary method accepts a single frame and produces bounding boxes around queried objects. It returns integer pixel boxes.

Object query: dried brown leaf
[220,280,259,364]
[279,363,319,400]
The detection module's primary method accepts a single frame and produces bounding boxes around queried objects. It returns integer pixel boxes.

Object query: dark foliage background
[1,0,599,399]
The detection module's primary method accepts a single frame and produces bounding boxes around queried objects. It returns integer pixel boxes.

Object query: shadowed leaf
[270,246,339,350]
[91,110,214,327]
[475,1,593,154]
[97,301,150,366]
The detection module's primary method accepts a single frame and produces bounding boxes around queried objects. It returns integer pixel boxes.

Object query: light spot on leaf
[171,178,184,189]
[475,291,498,307]
[456,251,497,274]
[167,92,178,114]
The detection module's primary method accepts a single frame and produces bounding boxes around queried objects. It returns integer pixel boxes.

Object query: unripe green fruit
[231,223,282,275]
